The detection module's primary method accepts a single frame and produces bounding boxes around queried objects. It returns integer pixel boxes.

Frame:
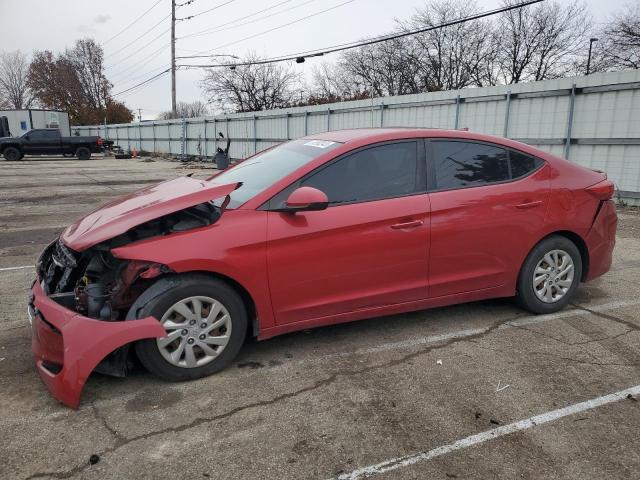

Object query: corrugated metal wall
[75,70,640,204]
[1,109,71,136]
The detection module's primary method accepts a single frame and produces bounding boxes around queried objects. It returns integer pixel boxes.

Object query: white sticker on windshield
[304,140,336,148]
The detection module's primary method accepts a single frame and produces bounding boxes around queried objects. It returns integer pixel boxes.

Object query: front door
[265,140,430,325]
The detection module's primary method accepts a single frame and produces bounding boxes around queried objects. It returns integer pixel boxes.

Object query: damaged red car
[29,128,617,408]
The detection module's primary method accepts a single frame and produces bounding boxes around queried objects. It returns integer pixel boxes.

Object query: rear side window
[432,141,509,190]
[28,130,59,140]
[510,150,543,179]
[430,141,544,191]
[301,141,420,205]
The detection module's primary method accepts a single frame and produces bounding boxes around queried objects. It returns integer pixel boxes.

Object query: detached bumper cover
[30,280,165,409]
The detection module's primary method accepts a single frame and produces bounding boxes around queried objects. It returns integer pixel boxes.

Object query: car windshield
[212,139,341,208]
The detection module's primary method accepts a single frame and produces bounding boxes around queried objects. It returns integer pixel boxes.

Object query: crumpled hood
[61,177,240,251]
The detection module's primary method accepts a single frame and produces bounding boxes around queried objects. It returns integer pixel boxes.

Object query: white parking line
[0,265,32,272]
[333,384,640,480]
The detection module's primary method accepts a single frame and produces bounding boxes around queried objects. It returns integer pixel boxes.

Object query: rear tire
[516,235,582,314]
[132,274,247,382]
[3,147,21,161]
[76,147,91,160]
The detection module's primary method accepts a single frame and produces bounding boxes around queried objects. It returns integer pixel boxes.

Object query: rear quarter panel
[543,154,606,237]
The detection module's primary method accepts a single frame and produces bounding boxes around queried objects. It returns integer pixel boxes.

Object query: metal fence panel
[75,70,640,204]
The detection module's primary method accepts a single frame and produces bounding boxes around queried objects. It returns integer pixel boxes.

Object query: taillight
[586,180,615,200]
[97,137,103,146]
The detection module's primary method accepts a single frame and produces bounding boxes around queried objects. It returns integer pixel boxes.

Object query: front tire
[516,235,582,314]
[132,274,247,382]
[76,147,91,160]
[3,147,21,161]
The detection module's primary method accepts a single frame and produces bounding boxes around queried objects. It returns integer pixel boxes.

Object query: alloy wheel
[532,249,575,303]
[156,296,231,368]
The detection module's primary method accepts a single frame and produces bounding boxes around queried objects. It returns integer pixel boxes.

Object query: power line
[178,0,306,40]
[105,13,171,61]
[188,0,319,39]
[112,63,171,88]
[116,0,542,106]
[106,28,171,70]
[182,0,356,57]
[176,0,235,21]
[102,0,163,45]
[178,0,544,65]
[109,43,171,83]
[112,68,171,97]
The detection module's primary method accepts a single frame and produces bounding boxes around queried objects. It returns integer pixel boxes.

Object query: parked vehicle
[29,128,617,407]
[0,128,104,160]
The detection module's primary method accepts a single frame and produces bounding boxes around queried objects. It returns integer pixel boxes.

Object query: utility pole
[586,37,598,75]
[138,108,143,122]
[171,0,177,117]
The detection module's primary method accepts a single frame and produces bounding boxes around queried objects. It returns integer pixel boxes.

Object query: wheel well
[541,231,589,281]
[1,144,20,153]
[183,270,259,339]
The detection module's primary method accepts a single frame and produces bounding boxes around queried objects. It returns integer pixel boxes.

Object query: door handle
[391,220,424,230]
[515,200,543,209]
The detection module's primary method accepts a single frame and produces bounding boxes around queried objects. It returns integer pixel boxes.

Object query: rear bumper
[585,200,617,281]
[30,280,165,409]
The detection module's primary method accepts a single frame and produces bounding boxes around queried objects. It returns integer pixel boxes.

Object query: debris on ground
[436,359,443,366]
[89,454,100,465]
[496,381,511,392]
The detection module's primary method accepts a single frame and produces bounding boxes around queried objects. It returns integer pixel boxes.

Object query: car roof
[302,128,552,160]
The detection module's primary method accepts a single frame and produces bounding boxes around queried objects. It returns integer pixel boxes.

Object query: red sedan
[29,128,617,407]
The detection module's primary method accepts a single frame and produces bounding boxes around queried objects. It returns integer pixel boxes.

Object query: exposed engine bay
[38,200,221,321]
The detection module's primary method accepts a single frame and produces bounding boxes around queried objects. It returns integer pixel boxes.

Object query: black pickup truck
[0,129,105,161]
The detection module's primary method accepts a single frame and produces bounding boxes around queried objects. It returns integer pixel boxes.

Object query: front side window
[432,141,509,190]
[267,141,421,208]
[301,142,420,205]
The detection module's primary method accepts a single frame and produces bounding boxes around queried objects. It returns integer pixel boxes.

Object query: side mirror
[279,186,329,213]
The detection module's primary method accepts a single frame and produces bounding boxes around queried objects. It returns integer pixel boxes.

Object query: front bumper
[30,279,165,409]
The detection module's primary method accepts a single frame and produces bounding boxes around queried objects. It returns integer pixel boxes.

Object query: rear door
[265,140,430,325]
[427,140,550,298]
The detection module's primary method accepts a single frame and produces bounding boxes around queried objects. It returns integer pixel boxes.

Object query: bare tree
[497,0,592,83]
[599,3,640,70]
[200,54,300,112]
[311,0,498,98]
[310,63,366,101]
[28,40,132,125]
[0,50,34,109]
[158,100,210,119]
[338,36,425,96]
[401,0,498,91]
[65,39,111,111]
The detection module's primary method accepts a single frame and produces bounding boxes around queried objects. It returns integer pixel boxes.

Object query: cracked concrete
[1,156,639,479]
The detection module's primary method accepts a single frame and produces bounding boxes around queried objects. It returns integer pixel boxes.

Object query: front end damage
[29,180,240,408]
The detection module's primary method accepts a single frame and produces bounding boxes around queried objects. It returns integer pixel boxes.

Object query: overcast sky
[0,0,631,119]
